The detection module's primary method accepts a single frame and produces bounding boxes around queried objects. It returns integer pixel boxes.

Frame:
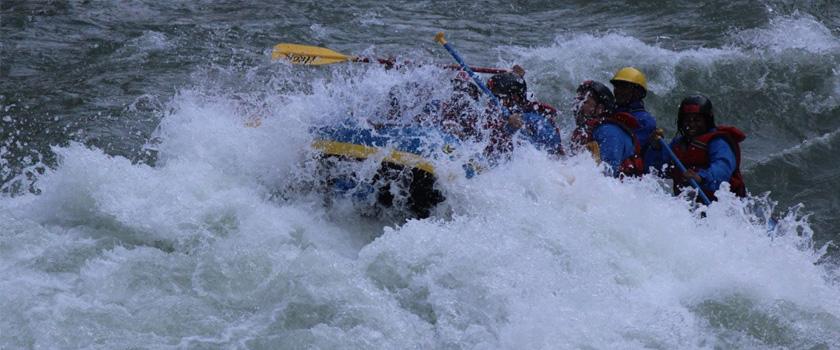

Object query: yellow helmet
[610,67,648,92]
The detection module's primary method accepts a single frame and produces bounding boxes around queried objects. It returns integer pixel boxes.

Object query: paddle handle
[659,139,712,205]
[435,32,510,118]
[352,56,506,74]
[444,64,509,74]
[351,57,397,65]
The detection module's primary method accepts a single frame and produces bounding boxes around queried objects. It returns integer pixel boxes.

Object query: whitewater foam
[1,59,838,349]
[501,32,743,101]
[731,12,840,54]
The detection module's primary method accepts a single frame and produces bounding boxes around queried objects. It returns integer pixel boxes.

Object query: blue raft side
[312,122,460,158]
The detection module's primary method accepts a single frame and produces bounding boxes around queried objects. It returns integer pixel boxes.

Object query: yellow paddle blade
[272,43,353,65]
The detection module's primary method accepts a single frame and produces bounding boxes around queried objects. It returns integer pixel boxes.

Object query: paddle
[434,31,564,157]
[659,138,712,205]
[272,43,509,74]
[272,43,391,65]
[433,32,509,117]
[658,138,781,233]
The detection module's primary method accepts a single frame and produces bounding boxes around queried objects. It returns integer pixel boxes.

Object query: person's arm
[643,148,666,174]
[643,133,680,176]
[520,112,564,155]
[592,124,630,175]
[634,111,657,145]
[697,137,736,192]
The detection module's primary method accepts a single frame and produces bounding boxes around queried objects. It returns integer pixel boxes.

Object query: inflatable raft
[311,123,464,218]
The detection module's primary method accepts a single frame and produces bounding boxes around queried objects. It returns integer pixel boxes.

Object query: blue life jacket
[518,111,563,155]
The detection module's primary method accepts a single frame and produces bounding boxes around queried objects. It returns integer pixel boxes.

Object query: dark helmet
[576,80,616,113]
[488,72,527,100]
[677,95,715,134]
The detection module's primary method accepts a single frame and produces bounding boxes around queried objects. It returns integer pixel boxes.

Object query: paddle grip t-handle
[435,32,510,119]
[659,138,712,205]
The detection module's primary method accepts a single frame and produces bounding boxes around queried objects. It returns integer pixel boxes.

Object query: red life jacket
[670,125,747,200]
[571,112,644,177]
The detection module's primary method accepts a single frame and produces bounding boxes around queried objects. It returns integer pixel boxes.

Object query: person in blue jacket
[610,67,658,160]
[570,80,644,177]
[485,72,564,158]
[646,95,747,200]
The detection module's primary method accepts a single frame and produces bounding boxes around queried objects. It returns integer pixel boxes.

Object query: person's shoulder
[594,123,629,139]
[706,137,737,160]
[632,108,654,119]
[708,135,733,148]
[520,110,544,123]
[521,109,543,117]
[596,122,620,130]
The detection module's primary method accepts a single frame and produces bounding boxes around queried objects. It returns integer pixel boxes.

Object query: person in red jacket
[570,80,644,177]
[484,71,564,157]
[647,95,747,200]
